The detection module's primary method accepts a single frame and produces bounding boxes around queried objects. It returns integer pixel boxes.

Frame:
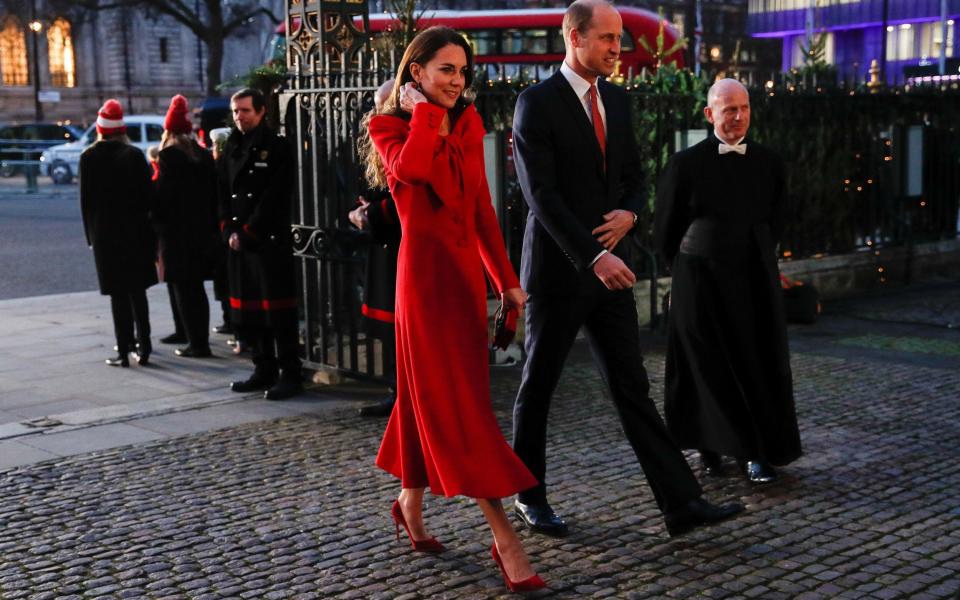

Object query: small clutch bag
[492,301,518,351]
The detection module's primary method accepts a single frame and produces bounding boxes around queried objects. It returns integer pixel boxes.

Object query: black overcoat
[79,140,158,296]
[653,134,802,466]
[217,124,297,328]
[154,143,219,283]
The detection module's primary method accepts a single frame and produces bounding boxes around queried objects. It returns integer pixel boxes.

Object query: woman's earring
[415,81,423,93]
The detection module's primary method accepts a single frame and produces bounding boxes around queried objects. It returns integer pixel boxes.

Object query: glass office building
[748,0,960,82]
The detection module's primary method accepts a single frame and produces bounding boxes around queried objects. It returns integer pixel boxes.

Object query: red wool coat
[369,102,536,498]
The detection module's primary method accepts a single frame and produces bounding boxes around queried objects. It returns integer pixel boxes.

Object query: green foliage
[636,8,687,70]
[473,70,960,260]
[218,61,288,97]
[628,65,708,232]
[788,31,839,88]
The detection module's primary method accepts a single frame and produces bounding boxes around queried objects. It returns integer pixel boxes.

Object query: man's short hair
[231,87,266,112]
[562,0,614,41]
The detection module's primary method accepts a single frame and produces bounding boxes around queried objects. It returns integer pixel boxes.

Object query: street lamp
[29,1,43,121]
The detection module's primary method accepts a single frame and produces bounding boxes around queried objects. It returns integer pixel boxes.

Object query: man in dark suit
[511,0,743,538]
[654,79,801,484]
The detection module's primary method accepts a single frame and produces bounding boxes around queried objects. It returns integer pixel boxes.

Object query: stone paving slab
[2,281,960,598]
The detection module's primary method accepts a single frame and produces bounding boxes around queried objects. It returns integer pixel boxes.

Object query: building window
[46,17,75,88]
[159,37,168,63]
[0,16,29,86]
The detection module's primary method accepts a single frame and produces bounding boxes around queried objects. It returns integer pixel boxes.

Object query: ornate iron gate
[281,0,395,382]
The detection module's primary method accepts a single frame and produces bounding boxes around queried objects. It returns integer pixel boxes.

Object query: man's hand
[349,197,370,230]
[502,287,528,314]
[591,209,636,251]
[592,252,636,290]
[229,232,241,251]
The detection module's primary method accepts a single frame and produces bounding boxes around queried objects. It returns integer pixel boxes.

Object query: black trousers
[166,282,184,336]
[171,279,210,350]
[244,310,301,379]
[512,285,703,513]
[109,290,150,353]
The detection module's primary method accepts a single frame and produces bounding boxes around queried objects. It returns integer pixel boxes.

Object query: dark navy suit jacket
[512,70,644,295]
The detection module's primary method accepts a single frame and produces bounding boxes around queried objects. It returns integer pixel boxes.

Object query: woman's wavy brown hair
[360,26,475,189]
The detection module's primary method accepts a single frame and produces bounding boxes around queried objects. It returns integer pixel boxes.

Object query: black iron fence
[472,80,960,269]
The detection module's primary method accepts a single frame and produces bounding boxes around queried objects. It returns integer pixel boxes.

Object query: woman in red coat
[364,27,545,592]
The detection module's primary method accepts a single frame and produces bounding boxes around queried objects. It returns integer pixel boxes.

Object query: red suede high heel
[391,500,445,553]
[491,543,547,593]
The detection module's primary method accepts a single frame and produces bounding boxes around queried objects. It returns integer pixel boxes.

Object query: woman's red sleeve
[369,103,447,186]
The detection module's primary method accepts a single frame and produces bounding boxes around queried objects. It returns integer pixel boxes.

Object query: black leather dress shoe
[514,500,569,537]
[699,450,726,476]
[133,339,151,366]
[212,323,233,335]
[160,333,187,344]
[175,346,213,358]
[105,353,130,368]
[741,460,778,484]
[664,498,745,537]
[358,397,395,417]
[264,378,303,401]
[230,373,277,393]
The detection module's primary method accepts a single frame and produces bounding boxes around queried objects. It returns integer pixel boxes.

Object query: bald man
[654,79,802,484]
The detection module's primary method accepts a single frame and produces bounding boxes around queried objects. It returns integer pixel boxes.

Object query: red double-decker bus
[365,8,683,79]
[275,8,683,79]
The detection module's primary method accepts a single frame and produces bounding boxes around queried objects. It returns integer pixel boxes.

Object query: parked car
[40,115,165,184]
[0,122,83,177]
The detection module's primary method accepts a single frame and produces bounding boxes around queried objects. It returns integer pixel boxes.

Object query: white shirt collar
[560,61,596,100]
[714,129,746,147]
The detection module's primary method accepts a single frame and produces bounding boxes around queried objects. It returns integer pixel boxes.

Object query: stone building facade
[0,0,283,125]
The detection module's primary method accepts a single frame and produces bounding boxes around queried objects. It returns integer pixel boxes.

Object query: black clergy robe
[653,133,802,466]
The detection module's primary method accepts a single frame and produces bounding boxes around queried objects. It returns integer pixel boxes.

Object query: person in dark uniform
[79,99,157,368]
[351,188,400,417]
[654,78,802,484]
[354,78,401,418]
[218,88,302,400]
[510,0,743,539]
[154,95,219,358]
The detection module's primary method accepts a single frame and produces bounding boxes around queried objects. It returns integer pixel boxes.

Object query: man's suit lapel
[550,72,605,177]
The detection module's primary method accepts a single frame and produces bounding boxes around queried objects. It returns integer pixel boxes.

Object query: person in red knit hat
[80,99,156,367]
[152,94,219,359]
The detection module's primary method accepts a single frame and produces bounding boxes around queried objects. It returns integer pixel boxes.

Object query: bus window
[621,29,634,52]
[502,29,523,54]
[548,28,564,54]
[522,29,548,54]
[465,29,498,56]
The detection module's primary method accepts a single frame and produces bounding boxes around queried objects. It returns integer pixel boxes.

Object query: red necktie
[589,85,606,163]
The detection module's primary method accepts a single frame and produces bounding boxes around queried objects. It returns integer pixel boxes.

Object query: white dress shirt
[560,61,607,134]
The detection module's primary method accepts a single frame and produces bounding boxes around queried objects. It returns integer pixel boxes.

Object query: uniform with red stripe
[217,94,300,384]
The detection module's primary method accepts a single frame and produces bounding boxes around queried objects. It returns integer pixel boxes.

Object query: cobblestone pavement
[2,283,960,599]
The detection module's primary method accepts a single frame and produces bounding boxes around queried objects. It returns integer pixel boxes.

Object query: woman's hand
[502,287,527,314]
[399,82,428,113]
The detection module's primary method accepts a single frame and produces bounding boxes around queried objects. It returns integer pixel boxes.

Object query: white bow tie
[718,142,747,156]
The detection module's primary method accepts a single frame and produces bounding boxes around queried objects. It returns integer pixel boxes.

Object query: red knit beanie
[96,99,126,136]
[164,95,192,134]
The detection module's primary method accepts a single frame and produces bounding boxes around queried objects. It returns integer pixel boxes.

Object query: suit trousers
[166,283,184,336]
[171,280,210,350]
[109,290,151,353]
[513,285,702,513]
